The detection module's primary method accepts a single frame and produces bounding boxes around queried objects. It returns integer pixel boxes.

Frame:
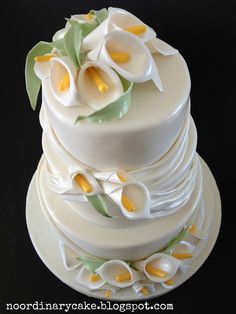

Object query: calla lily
[70,13,97,24]
[92,170,133,184]
[132,280,156,297]
[133,253,181,283]
[188,223,208,240]
[71,169,102,196]
[90,30,163,90]
[48,166,101,198]
[161,264,191,289]
[100,181,151,219]
[52,27,69,42]
[108,7,156,43]
[75,265,105,289]
[49,56,82,106]
[146,37,178,56]
[52,14,97,42]
[34,53,55,80]
[188,199,209,240]
[82,19,109,51]
[59,241,81,271]
[89,283,119,298]
[78,61,123,110]
[170,241,196,260]
[96,260,141,288]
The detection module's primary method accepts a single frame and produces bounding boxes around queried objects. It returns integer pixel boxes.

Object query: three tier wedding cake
[25,7,220,300]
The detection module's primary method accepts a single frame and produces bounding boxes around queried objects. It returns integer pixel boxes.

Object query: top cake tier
[43,52,190,170]
[26,7,191,171]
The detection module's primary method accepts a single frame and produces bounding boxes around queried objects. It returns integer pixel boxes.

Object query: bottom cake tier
[26,156,221,300]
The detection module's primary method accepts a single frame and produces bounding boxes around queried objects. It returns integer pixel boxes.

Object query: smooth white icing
[43,52,190,171]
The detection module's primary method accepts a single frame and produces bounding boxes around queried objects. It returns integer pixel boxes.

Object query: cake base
[26,157,221,301]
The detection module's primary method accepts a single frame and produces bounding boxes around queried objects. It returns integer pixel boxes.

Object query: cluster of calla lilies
[32,7,178,114]
[49,156,198,220]
[59,223,207,298]
[50,166,151,220]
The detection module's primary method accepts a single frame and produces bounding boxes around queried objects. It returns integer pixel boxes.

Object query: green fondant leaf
[68,18,98,37]
[163,225,189,254]
[90,8,108,24]
[50,38,66,55]
[67,18,77,26]
[81,22,98,37]
[78,256,106,273]
[79,52,87,65]
[63,24,82,68]
[75,78,133,124]
[86,195,112,218]
[25,41,52,110]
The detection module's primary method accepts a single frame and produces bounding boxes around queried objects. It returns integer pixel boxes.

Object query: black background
[1,0,235,313]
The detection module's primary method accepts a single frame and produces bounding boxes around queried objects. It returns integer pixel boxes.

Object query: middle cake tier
[37,102,203,260]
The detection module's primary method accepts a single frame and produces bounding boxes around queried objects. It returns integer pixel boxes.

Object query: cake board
[26,157,221,301]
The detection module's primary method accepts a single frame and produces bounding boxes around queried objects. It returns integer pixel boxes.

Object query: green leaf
[90,8,108,24]
[81,22,98,37]
[163,225,189,254]
[78,256,106,273]
[50,38,66,55]
[25,41,52,110]
[67,18,98,38]
[75,78,133,124]
[86,195,112,218]
[79,52,87,65]
[63,24,82,68]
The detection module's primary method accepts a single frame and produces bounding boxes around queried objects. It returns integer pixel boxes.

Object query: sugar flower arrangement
[58,221,209,298]
[25,8,178,123]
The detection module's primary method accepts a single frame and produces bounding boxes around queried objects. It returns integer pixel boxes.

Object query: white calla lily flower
[52,13,97,42]
[146,37,178,56]
[108,7,156,43]
[75,265,105,289]
[49,166,101,199]
[132,280,156,297]
[89,283,119,298]
[59,241,81,271]
[70,13,97,24]
[188,223,208,240]
[170,241,196,260]
[78,61,123,110]
[82,19,109,51]
[49,56,83,107]
[71,169,102,196]
[90,30,163,90]
[52,27,68,42]
[134,253,181,283]
[161,263,191,289]
[100,181,150,220]
[34,53,54,80]
[92,170,133,184]
[96,260,141,288]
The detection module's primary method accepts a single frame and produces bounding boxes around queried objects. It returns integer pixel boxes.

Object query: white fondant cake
[25,7,219,299]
